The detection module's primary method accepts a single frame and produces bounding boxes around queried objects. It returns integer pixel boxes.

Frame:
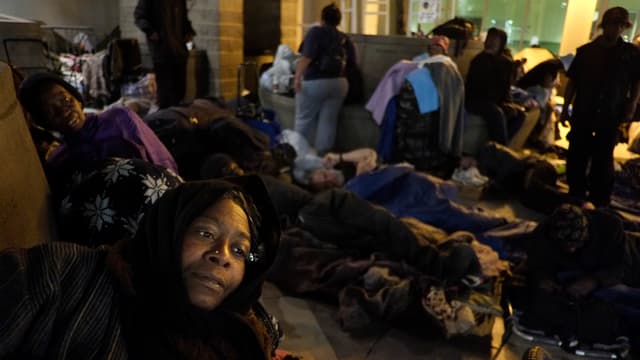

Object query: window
[340,0,391,35]
[406,0,569,53]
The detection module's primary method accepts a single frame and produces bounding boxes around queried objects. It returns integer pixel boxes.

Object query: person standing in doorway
[560,7,640,206]
[134,0,196,109]
[294,3,356,154]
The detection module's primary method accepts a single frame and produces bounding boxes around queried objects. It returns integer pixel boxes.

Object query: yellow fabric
[0,62,56,249]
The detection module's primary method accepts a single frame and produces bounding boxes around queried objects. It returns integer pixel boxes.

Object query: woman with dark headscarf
[0,176,282,359]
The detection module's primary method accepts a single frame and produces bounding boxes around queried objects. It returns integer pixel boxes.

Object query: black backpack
[316,30,347,77]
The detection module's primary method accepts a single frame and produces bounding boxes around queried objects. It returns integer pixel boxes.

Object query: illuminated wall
[558,0,597,55]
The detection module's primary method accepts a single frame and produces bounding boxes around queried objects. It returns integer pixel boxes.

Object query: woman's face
[181,197,251,311]
[38,84,85,133]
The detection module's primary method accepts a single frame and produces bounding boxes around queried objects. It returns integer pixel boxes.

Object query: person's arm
[625,79,640,122]
[294,56,311,93]
[560,78,576,126]
[98,108,178,172]
[323,148,376,167]
[322,149,377,176]
[294,28,321,93]
[182,0,196,41]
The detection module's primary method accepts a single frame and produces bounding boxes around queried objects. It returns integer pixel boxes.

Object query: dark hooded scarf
[0,177,280,359]
[119,176,281,359]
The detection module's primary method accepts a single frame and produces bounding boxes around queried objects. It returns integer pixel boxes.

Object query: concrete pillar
[216,0,243,100]
[281,0,302,50]
[558,0,597,56]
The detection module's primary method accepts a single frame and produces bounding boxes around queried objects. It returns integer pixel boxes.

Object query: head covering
[429,35,450,54]
[600,7,632,28]
[547,204,589,245]
[119,175,281,357]
[17,72,84,127]
[127,176,280,334]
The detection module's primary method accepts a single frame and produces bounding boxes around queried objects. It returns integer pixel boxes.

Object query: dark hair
[321,3,342,27]
[517,59,564,89]
[17,72,83,128]
[487,27,508,53]
[548,204,588,245]
[599,6,632,29]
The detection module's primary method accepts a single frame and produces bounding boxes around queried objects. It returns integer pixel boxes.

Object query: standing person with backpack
[293,3,356,154]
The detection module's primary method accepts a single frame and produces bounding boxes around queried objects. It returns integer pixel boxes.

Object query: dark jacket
[527,209,627,288]
[465,51,514,105]
[134,0,195,62]
[567,36,640,127]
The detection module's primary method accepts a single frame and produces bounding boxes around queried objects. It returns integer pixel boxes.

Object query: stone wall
[216,0,243,100]
[3,0,119,40]
[281,0,299,50]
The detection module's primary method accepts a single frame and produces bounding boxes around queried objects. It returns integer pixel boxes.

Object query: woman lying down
[0,176,291,359]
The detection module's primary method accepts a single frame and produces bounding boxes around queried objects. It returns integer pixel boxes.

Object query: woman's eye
[233,247,247,258]
[197,230,214,239]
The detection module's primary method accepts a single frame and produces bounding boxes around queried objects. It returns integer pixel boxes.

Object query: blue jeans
[294,77,348,154]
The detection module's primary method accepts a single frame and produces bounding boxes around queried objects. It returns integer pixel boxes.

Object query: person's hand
[539,279,562,294]
[566,276,597,299]
[322,152,340,168]
[148,32,160,42]
[355,156,377,175]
